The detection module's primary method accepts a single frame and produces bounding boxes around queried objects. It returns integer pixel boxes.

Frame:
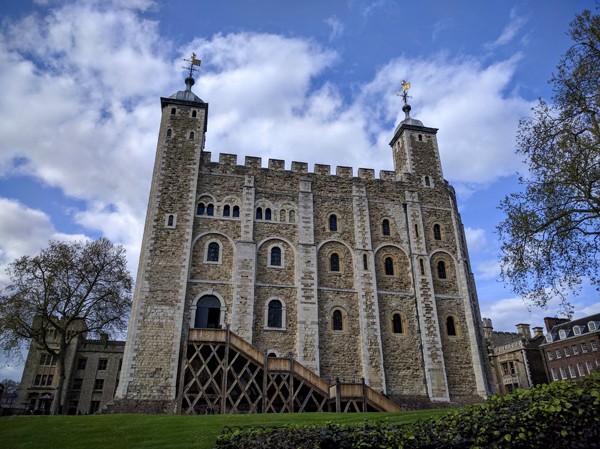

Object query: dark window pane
[267,300,282,328]
[332,310,343,331]
[330,253,340,272]
[270,247,281,266]
[207,242,219,262]
[329,214,337,231]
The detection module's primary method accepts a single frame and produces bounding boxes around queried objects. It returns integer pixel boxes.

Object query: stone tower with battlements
[114,71,491,413]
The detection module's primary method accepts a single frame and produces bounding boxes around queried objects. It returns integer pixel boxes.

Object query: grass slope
[0,410,449,449]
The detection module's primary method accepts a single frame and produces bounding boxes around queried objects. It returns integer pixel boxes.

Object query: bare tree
[0,238,132,414]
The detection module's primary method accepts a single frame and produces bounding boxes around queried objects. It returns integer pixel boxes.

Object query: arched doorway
[194,295,221,329]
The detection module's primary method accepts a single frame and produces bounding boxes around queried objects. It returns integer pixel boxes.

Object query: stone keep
[115,75,491,412]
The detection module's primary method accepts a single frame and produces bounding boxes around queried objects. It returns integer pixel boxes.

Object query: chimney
[532,327,544,338]
[482,318,493,340]
[544,317,570,332]
[516,323,531,339]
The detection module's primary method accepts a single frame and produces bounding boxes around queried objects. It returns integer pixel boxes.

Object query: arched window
[167,214,174,227]
[280,209,286,222]
[363,254,368,270]
[289,210,295,223]
[194,295,221,329]
[332,310,343,331]
[197,203,205,215]
[424,175,430,186]
[223,205,230,217]
[330,253,340,272]
[166,129,172,138]
[267,300,283,328]
[433,224,441,241]
[382,219,390,236]
[446,316,457,336]
[232,206,240,218]
[329,214,338,231]
[171,107,176,115]
[265,208,272,220]
[392,313,404,334]
[270,247,282,266]
[256,207,263,220]
[206,204,214,216]
[192,110,197,117]
[189,131,195,139]
[207,242,220,262]
[384,257,394,275]
[437,261,447,279]
[418,134,423,141]
[267,351,277,358]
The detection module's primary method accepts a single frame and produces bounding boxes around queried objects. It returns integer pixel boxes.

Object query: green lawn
[0,410,450,449]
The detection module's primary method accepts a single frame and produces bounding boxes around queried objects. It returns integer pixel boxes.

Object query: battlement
[202,151,398,181]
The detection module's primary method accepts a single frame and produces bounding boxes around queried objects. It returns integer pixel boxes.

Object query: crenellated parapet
[201,151,399,181]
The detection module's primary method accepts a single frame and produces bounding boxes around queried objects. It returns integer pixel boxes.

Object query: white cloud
[325,16,345,42]
[465,227,487,252]
[486,8,528,50]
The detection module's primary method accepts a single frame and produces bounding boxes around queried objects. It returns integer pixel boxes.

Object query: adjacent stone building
[114,70,491,413]
[483,318,547,394]
[15,320,124,415]
[540,314,600,382]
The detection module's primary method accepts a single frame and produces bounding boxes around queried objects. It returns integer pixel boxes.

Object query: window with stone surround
[437,261,447,279]
[586,360,593,373]
[446,315,458,336]
[331,308,346,332]
[265,208,272,220]
[329,214,338,232]
[433,224,442,241]
[223,205,230,217]
[206,204,214,216]
[170,107,176,115]
[256,207,263,220]
[97,359,108,371]
[547,351,553,360]
[265,299,285,329]
[568,364,577,378]
[551,368,559,381]
[591,340,598,351]
[166,128,172,138]
[205,241,221,263]
[392,313,405,335]
[192,110,197,118]
[93,379,104,391]
[280,209,286,222]
[578,363,586,376]
[363,254,368,270]
[189,131,195,139]
[564,346,570,357]
[560,366,568,380]
[582,342,588,353]
[384,257,394,276]
[194,295,221,329]
[197,203,205,215]
[419,258,425,275]
[77,358,87,371]
[269,246,282,267]
[165,213,176,228]
[572,344,579,355]
[382,219,390,236]
[289,210,295,223]
[233,206,240,218]
[330,253,340,272]
[555,349,562,359]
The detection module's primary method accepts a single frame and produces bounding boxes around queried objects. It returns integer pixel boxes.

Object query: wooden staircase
[181,328,399,414]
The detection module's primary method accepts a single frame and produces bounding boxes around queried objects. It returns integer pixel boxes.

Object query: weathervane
[182,52,202,78]
[397,80,411,105]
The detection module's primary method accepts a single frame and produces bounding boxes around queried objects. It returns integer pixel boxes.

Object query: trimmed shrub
[214,371,600,449]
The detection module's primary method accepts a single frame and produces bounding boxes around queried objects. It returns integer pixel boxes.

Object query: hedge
[214,371,600,449]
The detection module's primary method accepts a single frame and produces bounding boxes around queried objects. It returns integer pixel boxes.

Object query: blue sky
[0,0,598,380]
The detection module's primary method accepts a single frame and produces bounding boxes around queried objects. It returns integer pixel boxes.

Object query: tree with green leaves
[498,10,600,311]
[0,238,132,414]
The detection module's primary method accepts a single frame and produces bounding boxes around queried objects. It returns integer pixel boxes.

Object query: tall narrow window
[232,206,240,218]
[414,224,419,238]
[166,129,172,138]
[332,310,343,331]
[256,207,263,220]
[265,208,272,220]
[197,203,205,215]
[267,300,283,328]
[363,254,368,270]
[418,134,423,141]
[419,258,425,275]
[207,204,214,216]
[192,110,197,117]
[437,261,447,279]
[433,224,441,241]
[171,107,176,115]
[189,131,195,139]
[392,313,403,334]
[446,316,457,336]
[280,209,286,222]
[330,253,340,272]
[223,205,231,217]
[207,242,219,262]
[270,247,282,266]
[167,214,174,227]
[382,219,390,236]
[384,257,394,275]
[329,214,338,231]
[424,175,430,186]
[289,210,295,223]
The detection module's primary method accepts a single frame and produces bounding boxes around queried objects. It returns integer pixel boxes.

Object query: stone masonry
[114,77,492,413]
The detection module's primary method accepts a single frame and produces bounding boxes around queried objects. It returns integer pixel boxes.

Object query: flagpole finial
[396,80,413,119]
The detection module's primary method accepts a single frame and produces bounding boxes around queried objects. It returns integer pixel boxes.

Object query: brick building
[15,319,124,415]
[112,70,491,414]
[540,314,600,382]
[483,318,547,394]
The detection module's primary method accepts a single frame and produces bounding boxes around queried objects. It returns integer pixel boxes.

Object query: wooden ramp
[181,328,399,414]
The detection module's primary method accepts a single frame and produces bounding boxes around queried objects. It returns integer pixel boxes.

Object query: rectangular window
[568,365,577,378]
[46,375,53,386]
[547,351,553,360]
[34,374,42,386]
[560,366,568,380]
[591,340,598,351]
[97,359,108,371]
[77,358,87,370]
[555,349,562,359]
[572,344,579,355]
[551,368,559,381]
[39,354,57,366]
[94,379,104,391]
[564,346,570,357]
[578,363,586,376]
[89,401,100,414]
[586,361,593,374]
[581,342,588,353]
[73,378,83,390]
